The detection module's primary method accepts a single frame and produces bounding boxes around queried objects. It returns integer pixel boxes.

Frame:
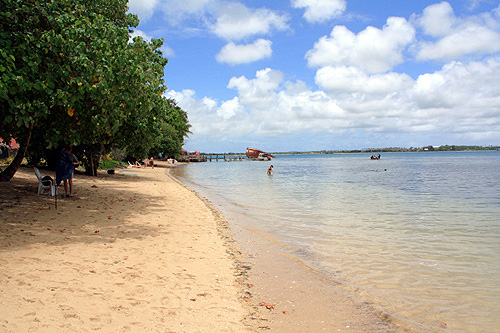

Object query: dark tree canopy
[0,0,190,180]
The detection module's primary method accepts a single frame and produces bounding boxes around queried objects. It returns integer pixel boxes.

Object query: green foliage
[151,99,191,158]
[0,0,51,142]
[109,148,127,161]
[120,97,191,159]
[1,0,190,179]
[431,145,499,151]
[98,157,121,170]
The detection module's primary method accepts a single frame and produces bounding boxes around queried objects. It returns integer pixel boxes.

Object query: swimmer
[267,165,274,175]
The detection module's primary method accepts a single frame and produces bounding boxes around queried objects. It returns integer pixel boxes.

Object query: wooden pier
[201,153,245,162]
[178,153,246,162]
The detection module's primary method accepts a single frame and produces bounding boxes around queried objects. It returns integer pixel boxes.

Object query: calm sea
[171,151,500,332]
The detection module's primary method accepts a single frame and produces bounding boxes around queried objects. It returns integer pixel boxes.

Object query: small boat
[256,153,272,161]
[246,147,275,160]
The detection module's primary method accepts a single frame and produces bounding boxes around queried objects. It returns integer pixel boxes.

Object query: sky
[127,0,500,153]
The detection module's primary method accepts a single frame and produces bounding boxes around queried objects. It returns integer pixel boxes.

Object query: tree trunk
[93,154,99,176]
[82,147,101,176]
[0,124,33,182]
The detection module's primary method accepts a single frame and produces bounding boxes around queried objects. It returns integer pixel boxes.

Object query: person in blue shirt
[56,147,78,197]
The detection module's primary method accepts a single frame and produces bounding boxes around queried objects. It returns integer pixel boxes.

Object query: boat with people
[246,147,275,161]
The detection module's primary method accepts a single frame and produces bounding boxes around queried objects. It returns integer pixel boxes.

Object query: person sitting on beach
[267,165,274,175]
[148,157,154,168]
[134,160,145,168]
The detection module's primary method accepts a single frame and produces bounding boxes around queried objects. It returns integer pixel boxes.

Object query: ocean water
[171,151,500,332]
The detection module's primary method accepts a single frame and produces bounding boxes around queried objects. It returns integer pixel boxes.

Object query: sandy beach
[0,162,398,332]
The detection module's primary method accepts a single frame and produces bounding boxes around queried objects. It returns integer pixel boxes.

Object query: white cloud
[226,69,347,135]
[467,0,488,11]
[418,1,455,37]
[291,0,346,23]
[130,1,290,45]
[168,57,500,144]
[417,26,500,61]
[216,39,272,65]
[217,97,246,120]
[211,2,289,41]
[410,58,500,112]
[128,0,160,21]
[157,0,213,24]
[416,2,500,60]
[227,68,284,110]
[306,17,415,73]
[315,66,414,94]
[165,89,254,137]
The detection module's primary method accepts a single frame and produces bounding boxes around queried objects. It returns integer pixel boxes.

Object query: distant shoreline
[271,145,500,155]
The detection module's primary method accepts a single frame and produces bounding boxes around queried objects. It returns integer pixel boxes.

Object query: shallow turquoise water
[172,151,500,331]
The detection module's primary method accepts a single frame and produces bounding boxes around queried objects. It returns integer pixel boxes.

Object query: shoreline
[227,222,418,332]
[171,165,404,332]
[1,162,401,332]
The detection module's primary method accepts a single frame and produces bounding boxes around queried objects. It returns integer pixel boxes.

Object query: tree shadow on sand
[0,165,173,252]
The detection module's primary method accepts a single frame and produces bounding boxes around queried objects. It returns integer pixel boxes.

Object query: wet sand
[0,162,399,332]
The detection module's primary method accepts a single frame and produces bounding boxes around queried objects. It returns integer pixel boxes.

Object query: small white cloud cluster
[129,0,290,65]
[291,0,346,23]
[210,3,289,65]
[306,17,416,73]
[211,3,289,41]
[415,1,500,60]
[215,39,273,65]
[128,0,160,21]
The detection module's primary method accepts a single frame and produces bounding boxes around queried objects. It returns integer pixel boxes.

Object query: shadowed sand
[0,162,399,332]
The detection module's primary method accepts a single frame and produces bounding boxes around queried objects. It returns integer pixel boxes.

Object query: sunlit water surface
[172,151,500,331]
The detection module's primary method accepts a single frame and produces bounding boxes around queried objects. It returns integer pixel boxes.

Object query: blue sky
[128,0,500,153]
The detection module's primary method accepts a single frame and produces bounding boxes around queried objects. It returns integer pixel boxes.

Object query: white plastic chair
[34,167,56,196]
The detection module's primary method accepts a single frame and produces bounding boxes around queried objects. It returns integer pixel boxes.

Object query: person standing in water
[267,165,274,175]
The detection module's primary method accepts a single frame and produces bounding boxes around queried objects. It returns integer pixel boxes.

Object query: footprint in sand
[128,299,150,306]
[63,313,82,321]
[160,295,182,308]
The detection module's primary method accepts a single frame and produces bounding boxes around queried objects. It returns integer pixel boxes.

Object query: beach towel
[56,148,74,185]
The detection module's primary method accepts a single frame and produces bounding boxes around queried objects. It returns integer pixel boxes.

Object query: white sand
[0,163,251,332]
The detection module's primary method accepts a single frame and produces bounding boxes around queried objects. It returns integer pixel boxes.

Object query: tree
[1,0,138,179]
[1,0,188,179]
[32,0,149,175]
[148,98,191,159]
[0,0,54,181]
[104,37,171,162]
